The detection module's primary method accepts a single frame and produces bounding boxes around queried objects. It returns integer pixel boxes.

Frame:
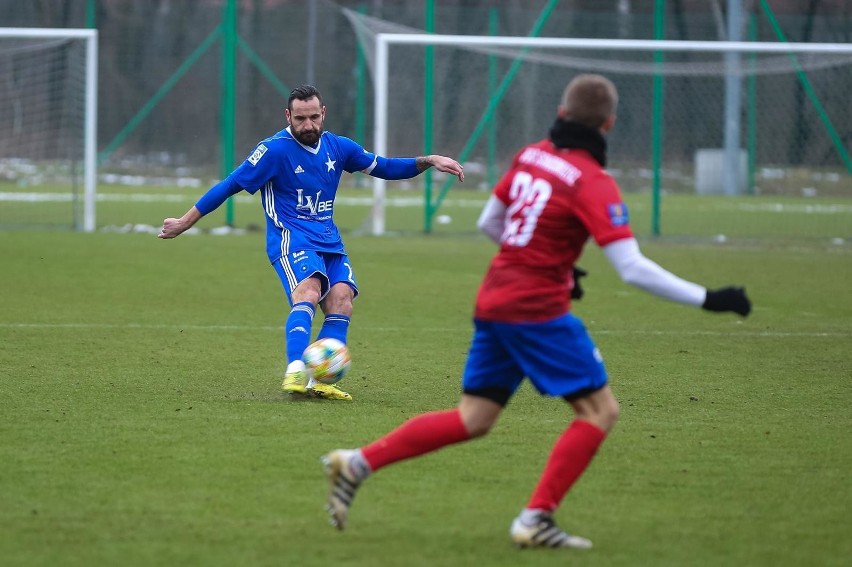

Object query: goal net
[0,28,97,231]
[345,10,852,245]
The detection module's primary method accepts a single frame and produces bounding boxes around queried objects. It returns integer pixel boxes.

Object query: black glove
[571,267,588,300]
[702,287,752,316]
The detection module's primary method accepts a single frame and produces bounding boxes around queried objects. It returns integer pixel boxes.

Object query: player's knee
[590,388,619,429]
[458,399,501,438]
[570,387,620,431]
[292,278,323,305]
[464,419,494,438]
[601,396,620,430]
[321,285,354,315]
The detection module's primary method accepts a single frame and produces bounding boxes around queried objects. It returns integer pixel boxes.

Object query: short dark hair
[288,85,322,110]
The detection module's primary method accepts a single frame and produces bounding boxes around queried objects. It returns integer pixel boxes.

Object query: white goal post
[0,28,98,232]
[370,34,852,236]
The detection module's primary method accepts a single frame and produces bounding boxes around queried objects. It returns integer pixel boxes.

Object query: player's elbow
[621,272,643,288]
[475,217,489,234]
[477,221,502,243]
[615,262,643,287]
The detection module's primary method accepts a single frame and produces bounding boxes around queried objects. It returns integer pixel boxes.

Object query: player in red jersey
[320,74,751,549]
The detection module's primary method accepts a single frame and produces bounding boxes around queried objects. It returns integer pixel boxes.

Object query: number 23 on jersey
[501,171,553,247]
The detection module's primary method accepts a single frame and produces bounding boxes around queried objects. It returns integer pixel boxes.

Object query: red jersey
[474,139,633,322]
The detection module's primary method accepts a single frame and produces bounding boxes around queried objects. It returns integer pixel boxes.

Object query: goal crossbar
[376,34,852,53]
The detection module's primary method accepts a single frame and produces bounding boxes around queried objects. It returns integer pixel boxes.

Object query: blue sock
[285,302,315,363]
[317,313,351,344]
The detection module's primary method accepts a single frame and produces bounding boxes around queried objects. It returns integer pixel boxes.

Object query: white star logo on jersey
[294,165,304,174]
[325,156,336,172]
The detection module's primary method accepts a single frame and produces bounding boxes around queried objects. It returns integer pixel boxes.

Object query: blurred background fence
[0,0,850,243]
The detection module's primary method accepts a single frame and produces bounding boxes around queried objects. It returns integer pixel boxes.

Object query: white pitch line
[0,322,847,338]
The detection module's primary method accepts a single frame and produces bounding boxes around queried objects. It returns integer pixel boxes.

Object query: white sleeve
[477,195,506,244]
[603,238,707,306]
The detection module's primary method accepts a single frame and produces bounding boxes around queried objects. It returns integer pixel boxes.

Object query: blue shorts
[462,313,608,404]
[272,251,359,305]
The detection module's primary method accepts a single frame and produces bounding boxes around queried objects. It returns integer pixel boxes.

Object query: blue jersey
[230,128,377,262]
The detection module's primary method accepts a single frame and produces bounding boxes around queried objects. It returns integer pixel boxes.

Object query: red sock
[526,419,607,512]
[362,409,471,471]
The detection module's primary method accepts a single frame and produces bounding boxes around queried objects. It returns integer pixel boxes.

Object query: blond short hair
[560,74,619,129]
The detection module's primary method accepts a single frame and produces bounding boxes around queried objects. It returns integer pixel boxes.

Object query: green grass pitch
[0,194,850,566]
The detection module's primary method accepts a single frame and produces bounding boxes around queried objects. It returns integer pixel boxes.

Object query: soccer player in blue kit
[159,85,465,400]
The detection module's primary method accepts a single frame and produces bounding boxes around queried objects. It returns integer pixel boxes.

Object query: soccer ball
[302,338,351,385]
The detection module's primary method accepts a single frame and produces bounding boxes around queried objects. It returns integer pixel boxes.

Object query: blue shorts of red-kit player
[462,313,608,405]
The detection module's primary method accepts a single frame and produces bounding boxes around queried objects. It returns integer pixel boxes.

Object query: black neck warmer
[548,119,608,167]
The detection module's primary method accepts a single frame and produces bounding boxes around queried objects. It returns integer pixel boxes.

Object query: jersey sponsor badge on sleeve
[248,143,268,166]
[607,202,629,226]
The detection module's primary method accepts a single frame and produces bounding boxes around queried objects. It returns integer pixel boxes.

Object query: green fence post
[355,4,368,147]
[221,0,237,226]
[651,0,665,237]
[86,0,96,28]
[487,7,498,190]
[746,11,758,195]
[423,0,435,232]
